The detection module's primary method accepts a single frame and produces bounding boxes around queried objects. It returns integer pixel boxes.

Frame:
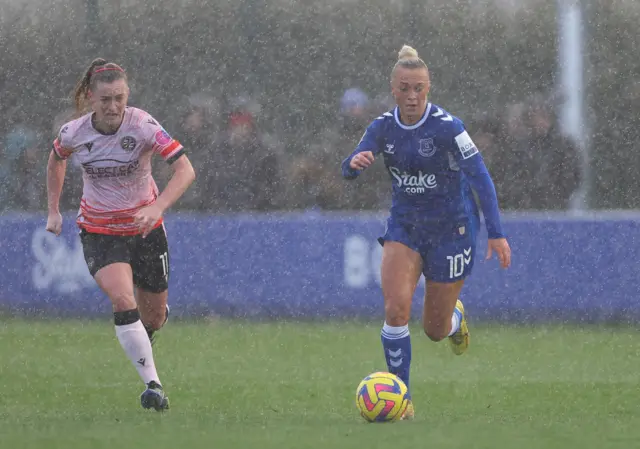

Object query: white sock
[115,320,161,386]
[448,309,462,337]
[381,322,410,339]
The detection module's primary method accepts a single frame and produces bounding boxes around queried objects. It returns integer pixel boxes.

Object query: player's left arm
[448,120,511,268]
[135,115,196,237]
[155,153,196,213]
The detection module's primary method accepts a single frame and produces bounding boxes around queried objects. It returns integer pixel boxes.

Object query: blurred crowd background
[0,0,638,214]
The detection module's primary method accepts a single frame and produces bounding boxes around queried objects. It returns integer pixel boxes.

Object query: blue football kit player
[341,45,511,420]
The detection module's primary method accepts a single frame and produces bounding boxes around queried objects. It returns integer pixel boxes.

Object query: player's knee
[110,292,137,312]
[144,309,167,331]
[424,326,448,342]
[422,309,451,341]
[384,299,411,326]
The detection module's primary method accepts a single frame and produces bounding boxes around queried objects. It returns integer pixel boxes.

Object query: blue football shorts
[378,215,479,283]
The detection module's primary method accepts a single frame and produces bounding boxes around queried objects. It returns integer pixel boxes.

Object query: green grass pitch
[1,319,639,449]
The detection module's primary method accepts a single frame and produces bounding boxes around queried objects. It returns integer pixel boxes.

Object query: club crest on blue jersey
[418,138,436,157]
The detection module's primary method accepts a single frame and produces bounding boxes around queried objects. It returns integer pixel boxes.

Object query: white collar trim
[394,103,431,130]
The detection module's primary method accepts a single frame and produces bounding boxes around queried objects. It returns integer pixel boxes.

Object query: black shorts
[80,225,170,293]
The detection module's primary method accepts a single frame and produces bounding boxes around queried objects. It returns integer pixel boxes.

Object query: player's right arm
[340,120,384,180]
[46,126,75,236]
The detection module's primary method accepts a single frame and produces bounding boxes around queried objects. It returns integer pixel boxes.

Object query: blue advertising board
[1,211,638,323]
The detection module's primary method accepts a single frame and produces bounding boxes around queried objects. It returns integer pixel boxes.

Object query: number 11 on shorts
[159,252,169,280]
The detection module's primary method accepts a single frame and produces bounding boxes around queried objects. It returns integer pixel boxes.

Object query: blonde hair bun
[398,45,419,61]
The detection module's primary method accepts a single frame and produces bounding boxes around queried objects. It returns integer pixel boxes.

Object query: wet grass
[1,319,638,449]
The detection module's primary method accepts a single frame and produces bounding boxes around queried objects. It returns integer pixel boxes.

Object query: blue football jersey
[342,103,504,238]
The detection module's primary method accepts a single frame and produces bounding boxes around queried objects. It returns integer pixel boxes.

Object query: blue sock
[381,322,412,398]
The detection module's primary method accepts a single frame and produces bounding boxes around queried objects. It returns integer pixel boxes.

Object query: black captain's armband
[166,149,186,165]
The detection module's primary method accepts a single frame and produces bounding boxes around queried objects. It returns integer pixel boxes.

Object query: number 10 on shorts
[447,247,472,279]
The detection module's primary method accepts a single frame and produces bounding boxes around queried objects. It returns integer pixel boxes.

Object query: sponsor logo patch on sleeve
[155,129,172,146]
[454,131,479,160]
